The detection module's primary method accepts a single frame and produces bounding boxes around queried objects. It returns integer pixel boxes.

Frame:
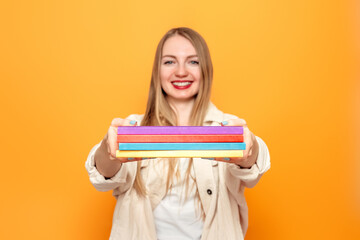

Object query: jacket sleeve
[85,141,137,193]
[227,136,270,189]
[84,114,143,193]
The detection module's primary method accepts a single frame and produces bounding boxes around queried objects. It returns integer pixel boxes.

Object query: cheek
[160,68,171,82]
[193,68,201,81]
[160,78,166,91]
[159,70,166,87]
[196,73,201,82]
[160,73,170,91]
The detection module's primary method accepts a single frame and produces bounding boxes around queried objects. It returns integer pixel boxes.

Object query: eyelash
[163,60,199,65]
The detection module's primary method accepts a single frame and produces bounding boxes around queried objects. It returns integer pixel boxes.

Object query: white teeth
[172,82,192,86]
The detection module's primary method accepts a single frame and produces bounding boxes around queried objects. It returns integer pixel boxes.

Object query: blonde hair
[134,27,213,216]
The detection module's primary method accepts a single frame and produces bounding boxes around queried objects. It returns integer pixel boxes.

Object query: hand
[105,118,141,163]
[94,118,140,178]
[216,119,259,168]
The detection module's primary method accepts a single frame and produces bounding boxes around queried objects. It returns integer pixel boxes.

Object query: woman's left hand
[216,119,259,168]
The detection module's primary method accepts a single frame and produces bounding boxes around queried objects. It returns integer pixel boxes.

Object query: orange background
[0,1,359,239]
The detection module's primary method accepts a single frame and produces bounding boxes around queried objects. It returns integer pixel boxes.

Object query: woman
[86,27,270,240]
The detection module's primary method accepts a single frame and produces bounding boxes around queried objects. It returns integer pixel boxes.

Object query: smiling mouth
[172,82,192,86]
[170,81,193,90]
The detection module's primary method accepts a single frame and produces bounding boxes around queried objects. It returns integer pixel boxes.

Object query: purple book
[117,126,243,135]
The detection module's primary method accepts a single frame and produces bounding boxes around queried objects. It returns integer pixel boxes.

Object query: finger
[109,118,138,158]
[231,157,249,166]
[111,118,138,127]
[111,118,125,127]
[214,157,234,163]
[214,157,248,164]
[121,157,154,162]
[123,119,138,126]
[242,132,254,158]
[106,143,115,159]
[220,119,249,160]
[117,157,128,163]
[118,157,143,162]
[221,118,247,127]
[107,138,118,159]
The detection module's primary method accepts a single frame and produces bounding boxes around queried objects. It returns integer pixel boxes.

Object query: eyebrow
[162,54,198,59]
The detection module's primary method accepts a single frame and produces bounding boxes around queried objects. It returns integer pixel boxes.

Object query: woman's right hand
[105,118,139,162]
[94,118,138,178]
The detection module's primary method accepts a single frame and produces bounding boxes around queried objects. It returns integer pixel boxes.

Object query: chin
[168,94,198,102]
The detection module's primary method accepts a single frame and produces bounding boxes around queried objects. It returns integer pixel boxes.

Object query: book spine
[117,126,243,135]
[118,142,246,150]
[117,134,244,143]
[116,150,244,158]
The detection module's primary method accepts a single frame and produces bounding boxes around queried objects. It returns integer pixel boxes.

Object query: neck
[166,97,195,126]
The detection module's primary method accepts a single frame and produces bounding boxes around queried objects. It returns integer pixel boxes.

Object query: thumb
[221,118,247,127]
[111,118,138,127]
[122,119,138,127]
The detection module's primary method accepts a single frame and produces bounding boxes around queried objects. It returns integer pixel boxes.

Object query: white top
[153,158,204,240]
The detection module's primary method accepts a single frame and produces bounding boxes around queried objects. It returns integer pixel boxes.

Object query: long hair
[134,28,213,211]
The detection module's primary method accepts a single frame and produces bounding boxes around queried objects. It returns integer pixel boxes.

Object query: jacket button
[207,189,212,195]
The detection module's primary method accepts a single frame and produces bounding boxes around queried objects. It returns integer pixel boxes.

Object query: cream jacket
[85,103,271,240]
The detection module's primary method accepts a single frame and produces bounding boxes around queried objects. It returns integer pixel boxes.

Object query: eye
[164,60,174,64]
[190,60,199,65]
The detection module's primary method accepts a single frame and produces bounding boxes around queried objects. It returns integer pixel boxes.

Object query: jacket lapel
[193,103,224,226]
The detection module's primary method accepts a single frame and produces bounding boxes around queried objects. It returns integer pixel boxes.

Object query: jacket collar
[203,102,224,124]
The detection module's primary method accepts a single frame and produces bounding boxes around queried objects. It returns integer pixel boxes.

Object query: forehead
[162,35,197,56]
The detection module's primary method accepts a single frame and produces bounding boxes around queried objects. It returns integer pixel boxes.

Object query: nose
[175,63,188,77]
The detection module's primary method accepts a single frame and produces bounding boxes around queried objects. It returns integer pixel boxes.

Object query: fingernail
[130,120,137,125]
[223,158,230,161]
[221,121,228,126]
[127,158,134,160]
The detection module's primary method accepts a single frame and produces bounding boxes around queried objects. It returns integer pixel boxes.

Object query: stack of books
[116,126,245,159]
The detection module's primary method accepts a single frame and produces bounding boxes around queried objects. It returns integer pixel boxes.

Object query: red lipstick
[171,81,193,90]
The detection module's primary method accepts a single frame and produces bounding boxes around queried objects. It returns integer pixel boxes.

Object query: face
[160,35,201,103]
